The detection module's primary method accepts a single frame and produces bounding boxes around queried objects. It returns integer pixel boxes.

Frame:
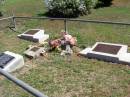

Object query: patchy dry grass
[0,21,130,97]
[0,0,130,97]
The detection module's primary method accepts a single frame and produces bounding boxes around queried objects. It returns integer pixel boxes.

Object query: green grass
[3,0,46,16]
[0,0,130,97]
[82,7,130,22]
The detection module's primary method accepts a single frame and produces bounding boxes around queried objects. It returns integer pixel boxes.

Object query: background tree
[44,0,98,18]
[0,0,4,16]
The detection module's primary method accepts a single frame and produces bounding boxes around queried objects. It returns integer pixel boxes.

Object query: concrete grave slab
[18,29,49,43]
[0,51,24,72]
[79,42,130,65]
[24,46,45,58]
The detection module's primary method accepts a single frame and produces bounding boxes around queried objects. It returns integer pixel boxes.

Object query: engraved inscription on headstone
[25,30,39,35]
[1,51,24,72]
[93,44,121,55]
[24,46,45,58]
[30,47,40,52]
[0,53,14,68]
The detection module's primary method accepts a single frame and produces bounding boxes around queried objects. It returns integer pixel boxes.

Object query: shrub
[0,0,4,16]
[96,0,113,8]
[44,0,98,18]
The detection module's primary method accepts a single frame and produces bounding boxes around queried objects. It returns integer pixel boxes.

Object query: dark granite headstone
[25,30,39,35]
[93,44,121,55]
[0,53,14,68]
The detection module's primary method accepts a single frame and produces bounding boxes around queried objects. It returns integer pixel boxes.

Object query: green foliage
[99,0,113,6]
[45,0,98,17]
[96,0,113,8]
[0,0,4,16]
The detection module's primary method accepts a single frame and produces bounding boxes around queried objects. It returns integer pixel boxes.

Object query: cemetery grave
[18,29,49,43]
[0,53,15,68]
[0,51,24,72]
[0,0,130,96]
[24,46,46,59]
[79,42,130,65]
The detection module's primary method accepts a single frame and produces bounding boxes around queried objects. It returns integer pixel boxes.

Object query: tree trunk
[0,11,2,17]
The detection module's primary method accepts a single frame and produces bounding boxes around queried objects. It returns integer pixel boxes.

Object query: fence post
[12,15,16,29]
[12,16,16,29]
[64,19,67,33]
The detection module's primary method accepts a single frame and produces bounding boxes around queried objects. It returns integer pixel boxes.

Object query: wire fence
[13,16,130,45]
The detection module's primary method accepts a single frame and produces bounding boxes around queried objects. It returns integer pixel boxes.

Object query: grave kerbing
[18,29,49,43]
[0,51,24,72]
[79,42,130,65]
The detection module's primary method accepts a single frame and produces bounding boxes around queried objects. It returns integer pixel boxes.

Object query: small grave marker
[24,46,45,58]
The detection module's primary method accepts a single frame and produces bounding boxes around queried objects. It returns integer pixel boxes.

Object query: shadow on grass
[37,11,79,18]
[95,0,113,8]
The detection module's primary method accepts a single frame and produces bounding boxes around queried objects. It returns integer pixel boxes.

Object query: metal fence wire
[14,16,130,45]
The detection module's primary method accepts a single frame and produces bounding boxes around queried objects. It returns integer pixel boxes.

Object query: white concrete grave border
[2,51,24,72]
[18,29,49,43]
[79,42,130,65]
